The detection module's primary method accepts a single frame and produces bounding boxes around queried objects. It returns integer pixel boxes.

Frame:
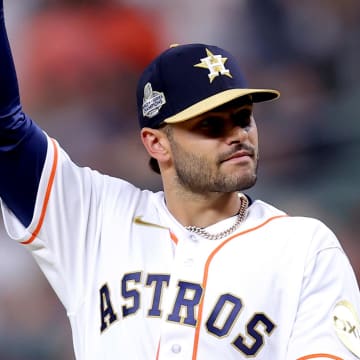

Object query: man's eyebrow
[232,107,253,115]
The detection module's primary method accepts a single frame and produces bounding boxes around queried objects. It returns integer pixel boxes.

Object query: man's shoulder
[248,198,287,220]
[248,198,341,254]
[249,198,331,231]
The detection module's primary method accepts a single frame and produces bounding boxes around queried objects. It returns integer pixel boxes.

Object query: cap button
[169,43,180,48]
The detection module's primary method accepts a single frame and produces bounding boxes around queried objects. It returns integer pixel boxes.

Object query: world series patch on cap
[136,43,280,129]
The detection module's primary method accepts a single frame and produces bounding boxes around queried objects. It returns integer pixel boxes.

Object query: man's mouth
[220,146,255,164]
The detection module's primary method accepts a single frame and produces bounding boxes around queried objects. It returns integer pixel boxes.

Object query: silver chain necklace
[185,195,249,240]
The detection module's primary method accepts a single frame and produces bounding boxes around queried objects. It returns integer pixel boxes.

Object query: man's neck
[163,186,242,229]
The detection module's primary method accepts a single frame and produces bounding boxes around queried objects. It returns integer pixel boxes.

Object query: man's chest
[87,225,302,357]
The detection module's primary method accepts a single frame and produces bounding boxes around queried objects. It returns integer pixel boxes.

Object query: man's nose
[225,124,249,145]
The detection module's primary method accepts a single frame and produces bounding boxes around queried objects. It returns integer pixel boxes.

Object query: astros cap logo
[194,48,232,83]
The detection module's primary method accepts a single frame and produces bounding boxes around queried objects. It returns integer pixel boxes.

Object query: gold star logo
[194,48,232,83]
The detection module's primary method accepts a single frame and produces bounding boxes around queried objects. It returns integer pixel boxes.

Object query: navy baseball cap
[137,43,280,129]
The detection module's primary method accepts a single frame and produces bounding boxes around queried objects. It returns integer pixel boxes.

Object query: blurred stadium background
[1,0,359,358]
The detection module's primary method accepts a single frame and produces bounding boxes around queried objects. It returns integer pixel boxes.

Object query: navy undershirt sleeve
[0,1,47,228]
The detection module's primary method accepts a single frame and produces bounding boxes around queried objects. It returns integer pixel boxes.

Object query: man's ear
[140,127,170,163]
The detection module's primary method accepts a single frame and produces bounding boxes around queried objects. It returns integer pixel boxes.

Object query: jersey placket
[157,231,212,359]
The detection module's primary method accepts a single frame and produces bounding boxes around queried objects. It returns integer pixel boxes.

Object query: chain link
[185,195,248,240]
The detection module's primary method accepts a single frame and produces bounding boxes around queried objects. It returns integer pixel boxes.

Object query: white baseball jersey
[2,135,360,360]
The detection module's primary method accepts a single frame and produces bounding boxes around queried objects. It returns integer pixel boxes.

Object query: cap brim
[164,88,280,124]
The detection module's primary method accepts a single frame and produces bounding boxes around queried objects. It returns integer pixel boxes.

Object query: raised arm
[0,0,47,227]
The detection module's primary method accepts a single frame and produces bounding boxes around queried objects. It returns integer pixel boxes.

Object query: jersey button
[171,344,182,354]
[189,234,198,243]
[184,258,194,266]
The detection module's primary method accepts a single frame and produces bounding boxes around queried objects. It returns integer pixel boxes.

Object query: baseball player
[1,2,360,359]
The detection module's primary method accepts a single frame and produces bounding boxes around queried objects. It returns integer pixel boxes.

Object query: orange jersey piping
[297,354,343,360]
[155,340,161,360]
[169,230,178,245]
[192,214,288,359]
[21,138,58,245]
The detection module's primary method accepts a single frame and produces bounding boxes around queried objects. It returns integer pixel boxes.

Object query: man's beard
[169,140,258,194]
